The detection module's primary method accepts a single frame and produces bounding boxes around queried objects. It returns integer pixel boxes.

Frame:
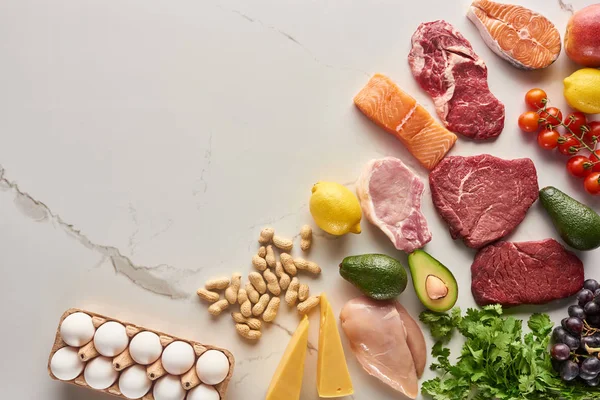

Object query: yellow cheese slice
[266,315,309,400]
[317,293,354,397]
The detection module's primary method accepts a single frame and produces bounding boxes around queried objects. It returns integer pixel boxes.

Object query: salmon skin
[467,0,561,70]
[354,74,457,170]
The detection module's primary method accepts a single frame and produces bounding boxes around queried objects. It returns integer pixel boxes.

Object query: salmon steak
[467,0,561,70]
[408,20,505,140]
[354,74,457,170]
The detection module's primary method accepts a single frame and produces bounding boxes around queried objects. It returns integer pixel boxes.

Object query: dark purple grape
[580,370,599,380]
[587,376,600,387]
[561,360,580,381]
[551,343,571,361]
[589,315,600,328]
[562,318,570,330]
[569,305,587,319]
[582,357,600,375]
[594,288,600,298]
[579,289,594,306]
[553,327,568,343]
[585,279,600,292]
[566,317,584,335]
[564,334,581,350]
[585,301,600,316]
[581,336,600,352]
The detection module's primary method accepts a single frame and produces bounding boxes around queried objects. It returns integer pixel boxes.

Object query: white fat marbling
[0,1,598,399]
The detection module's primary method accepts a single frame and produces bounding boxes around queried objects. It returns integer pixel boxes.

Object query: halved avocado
[408,249,458,312]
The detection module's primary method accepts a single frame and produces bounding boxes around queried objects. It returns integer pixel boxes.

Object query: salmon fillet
[354,74,457,170]
[467,0,561,70]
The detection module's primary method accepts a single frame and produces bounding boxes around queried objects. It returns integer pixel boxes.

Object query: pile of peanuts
[196,225,321,341]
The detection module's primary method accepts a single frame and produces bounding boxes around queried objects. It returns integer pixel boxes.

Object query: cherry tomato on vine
[590,150,600,173]
[584,121,600,146]
[525,88,547,110]
[539,107,563,126]
[537,128,560,150]
[564,112,587,136]
[519,111,540,133]
[558,135,581,155]
[584,172,600,195]
[567,155,593,178]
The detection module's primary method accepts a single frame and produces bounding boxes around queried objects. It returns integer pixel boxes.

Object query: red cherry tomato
[564,112,587,136]
[539,107,563,126]
[584,121,600,146]
[590,150,600,173]
[558,135,581,155]
[519,111,540,133]
[537,128,560,150]
[567,155,593,178]
[584,172,600,195]
[525,88,547,110]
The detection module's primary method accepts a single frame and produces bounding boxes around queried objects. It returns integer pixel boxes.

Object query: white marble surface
[1,0,599,399]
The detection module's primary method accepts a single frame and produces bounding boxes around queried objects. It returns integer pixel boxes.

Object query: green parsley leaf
[421,306,600,400]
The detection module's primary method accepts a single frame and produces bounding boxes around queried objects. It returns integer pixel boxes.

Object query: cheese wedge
[317,293,354,397]
[266,316,309,400]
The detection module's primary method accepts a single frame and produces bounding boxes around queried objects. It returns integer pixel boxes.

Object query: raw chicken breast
[340,297,427,399]
[356,157,431,253]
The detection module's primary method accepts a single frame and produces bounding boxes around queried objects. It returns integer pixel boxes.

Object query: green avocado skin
[339,254,407,300]
[539,186,600,251]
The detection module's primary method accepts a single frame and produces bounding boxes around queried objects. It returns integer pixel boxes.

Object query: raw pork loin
[408,20,505,140]
[429,154,538,249]
[356,157,431,253]
[471,239,584,307]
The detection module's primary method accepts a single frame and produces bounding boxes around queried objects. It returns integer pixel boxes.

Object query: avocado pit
[425,275,448,300]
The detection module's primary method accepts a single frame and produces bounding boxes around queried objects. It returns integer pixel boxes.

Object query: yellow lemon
[310,182,362,236]
[564,68,600,114]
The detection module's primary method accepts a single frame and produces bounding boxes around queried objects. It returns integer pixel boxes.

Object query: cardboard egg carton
[48,308,235,399]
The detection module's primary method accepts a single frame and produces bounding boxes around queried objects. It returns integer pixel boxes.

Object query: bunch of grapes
[552,279,600,385]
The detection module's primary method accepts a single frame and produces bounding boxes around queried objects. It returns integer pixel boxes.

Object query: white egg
[153,374,186,400]
[195,350,229,385]
[84,356,119,389]
[161,341,195,375]
[186,384,220,400]
[93,321,129,357]
[50,347,85,381]
[119,364,152,399]
[129,331,162,365]
[60,312,95,347]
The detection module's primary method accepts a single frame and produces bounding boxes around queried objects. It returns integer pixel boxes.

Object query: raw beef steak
[471,239,584,307]
[429,154,538,249]
[408,20,505,140]
[356,157,431,253]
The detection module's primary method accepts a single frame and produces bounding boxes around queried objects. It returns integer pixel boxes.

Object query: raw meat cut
[468,0,561,70]
[471,239,584,307]
[408,20,505,140]
[429,154,538,249]
[356,157,431,253]
[340,297,426,399]
[354,74,457,170]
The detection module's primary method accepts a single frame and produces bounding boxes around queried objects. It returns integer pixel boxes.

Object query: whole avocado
[339,254,407,300]
[539,186,600,251]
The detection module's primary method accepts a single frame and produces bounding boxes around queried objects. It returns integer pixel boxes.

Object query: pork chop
[356,157,431,253]
[429,154,538,249]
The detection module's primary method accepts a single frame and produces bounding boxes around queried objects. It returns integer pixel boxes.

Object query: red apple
[565,4,600,67]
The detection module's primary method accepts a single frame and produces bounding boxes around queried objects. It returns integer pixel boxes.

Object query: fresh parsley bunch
[419,305,600,400]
